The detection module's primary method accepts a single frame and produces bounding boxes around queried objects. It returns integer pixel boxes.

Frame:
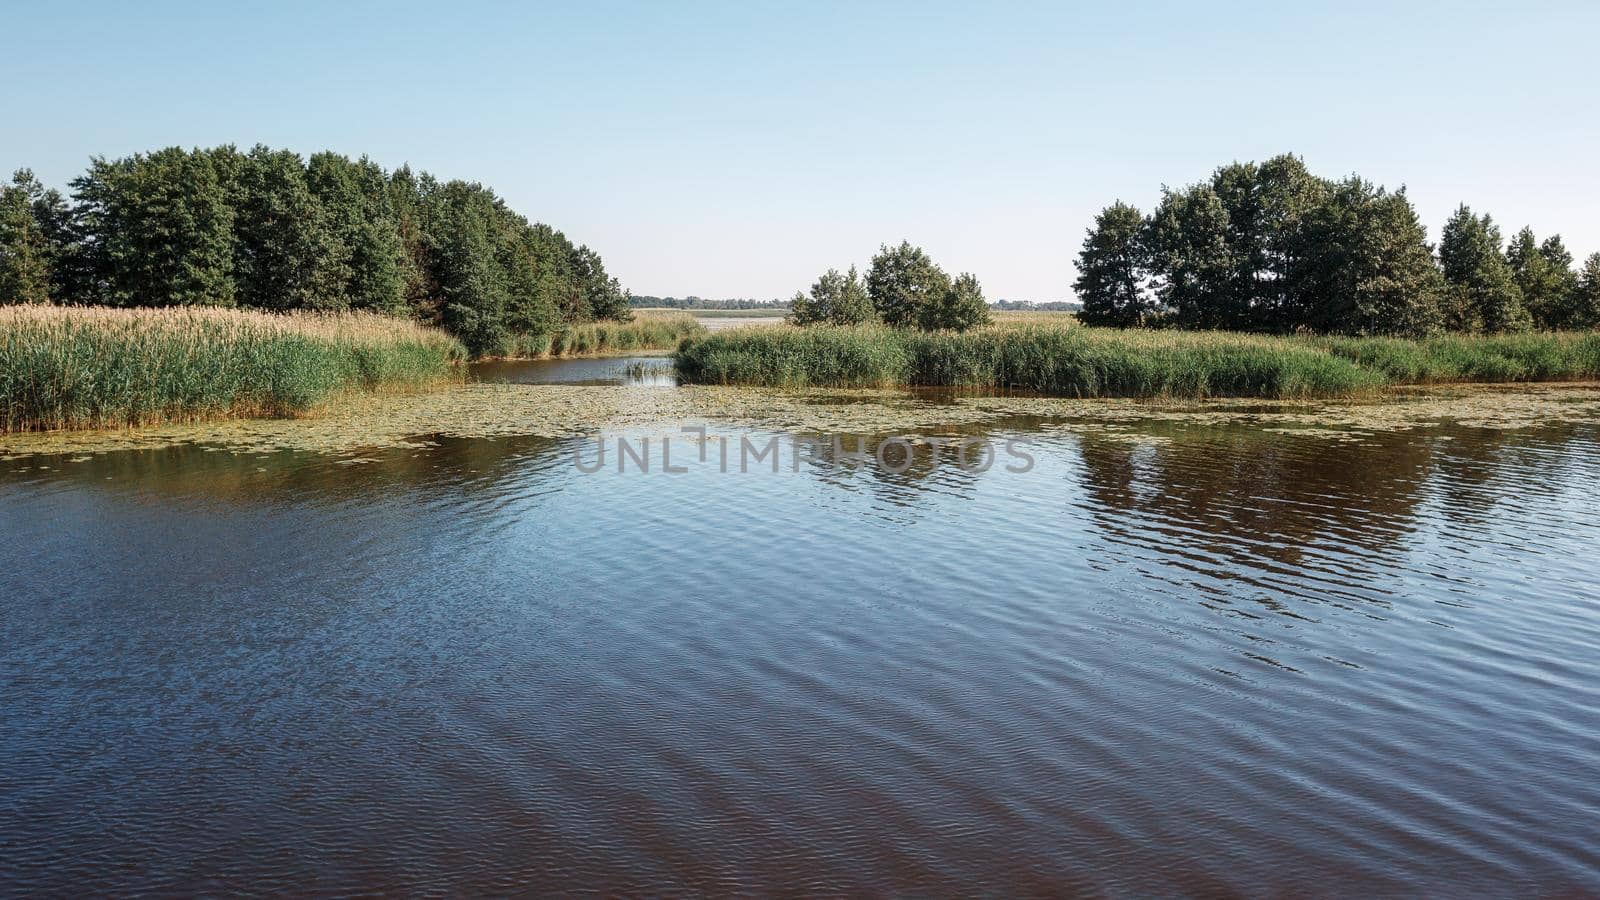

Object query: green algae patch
[2,381,1599,461]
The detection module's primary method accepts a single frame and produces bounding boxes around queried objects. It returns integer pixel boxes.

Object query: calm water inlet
[3,369,1600,894]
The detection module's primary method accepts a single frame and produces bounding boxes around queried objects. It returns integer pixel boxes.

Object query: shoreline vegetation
[0,146,639,359]
[1073,154,1600,334]
[0,307,704,433]
[496,311,705,359]
[688,153,1600,402]
[7,147,1600,423]
[673,323,1600,399]
[1,306,464,432]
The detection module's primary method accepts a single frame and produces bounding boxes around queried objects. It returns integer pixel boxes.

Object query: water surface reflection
[3,401,1599,894]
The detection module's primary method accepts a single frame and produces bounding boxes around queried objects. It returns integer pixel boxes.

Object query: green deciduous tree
[1090,156,1471,336]
[790,266,875,326]
[429,181,513,356]
[1506,227,1581,329]
[572,245,630,321]
[307,152,408,315]
[920,271,990,331]
[1147,184,1235,328]
[1239,154,1328,328]
[1574,253,1600,329]
[1288,179,1443,336]
[1439,206,1530,333]
[9,146,633,354]
[230,145,348,311]
[71,148,237,307]
[867,241,951,328]
[1073,201,1150,327]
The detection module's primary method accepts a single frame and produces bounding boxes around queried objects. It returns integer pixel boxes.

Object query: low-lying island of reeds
[673,324,1600,399]
[503,311,706,359]
[1,306,465,432]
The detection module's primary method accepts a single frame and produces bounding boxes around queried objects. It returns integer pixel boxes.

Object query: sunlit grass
[506,311,706,358]
[1,305,465,432]
[674,323,1600,399]
[991,309,1081,325]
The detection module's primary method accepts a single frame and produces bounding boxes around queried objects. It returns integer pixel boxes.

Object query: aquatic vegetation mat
[3,381,1598,461]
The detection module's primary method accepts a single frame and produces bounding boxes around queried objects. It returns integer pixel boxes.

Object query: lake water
[3,360,1600,894]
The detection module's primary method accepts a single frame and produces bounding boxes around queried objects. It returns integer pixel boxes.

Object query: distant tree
[1073,201,1150,326]
[866,241,951,328]
[70,148,236,307]
[790,266,875,326]
[786,289,814,323]
[573,245,630,321]
[1287,179,1443,335]
[1146,184,1235,328]
[0,170,55,304]
[525,223,576,327]
[919,271,990,331]
[500,227,560,337]
[1575,253,1600,329]
[1506,228,1581,329]
[1439,206,1530,332]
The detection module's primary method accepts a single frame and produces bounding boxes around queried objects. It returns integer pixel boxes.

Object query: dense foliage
[1074,154,1598,335]
[1,306,463,431]
[675,322,1600,399]
[0,147,630,356]
[789,266,874,326]
[790,241,992,331]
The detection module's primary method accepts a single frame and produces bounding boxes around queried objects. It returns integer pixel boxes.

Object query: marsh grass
[990,310,1081,325]
[675,323,1600,399]
[1,306,465,432]
[505,312,706,358]
[1317,333,1600,384]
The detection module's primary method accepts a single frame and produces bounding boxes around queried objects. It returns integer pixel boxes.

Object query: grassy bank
[1,306,465,432]
[504,311,706,358]
[674,324,1600,399]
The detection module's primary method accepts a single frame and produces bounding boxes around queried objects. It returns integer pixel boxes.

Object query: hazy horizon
[5,1,1596,302]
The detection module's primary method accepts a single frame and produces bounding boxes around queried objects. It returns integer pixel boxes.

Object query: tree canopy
[1075,154,1590,335]
[789,242,990,331]
[789,266,874,326]
[0,146,630,356]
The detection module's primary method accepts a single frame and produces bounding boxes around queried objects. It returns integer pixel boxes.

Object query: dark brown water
[4,366,1600,894]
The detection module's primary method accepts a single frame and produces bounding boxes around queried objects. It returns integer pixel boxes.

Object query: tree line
[0,146,629,355]
[790,241,990,331]
[629,295,790,310]
[1073,154,1600,334]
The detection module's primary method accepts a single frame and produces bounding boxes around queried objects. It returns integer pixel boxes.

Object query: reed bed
[1,306,465,432]
[505,312,706,358]
[1316,333,1600,385]
[674,323,1600,399]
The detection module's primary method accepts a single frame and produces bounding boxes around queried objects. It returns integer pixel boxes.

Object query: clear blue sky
[4,0,1596,301]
